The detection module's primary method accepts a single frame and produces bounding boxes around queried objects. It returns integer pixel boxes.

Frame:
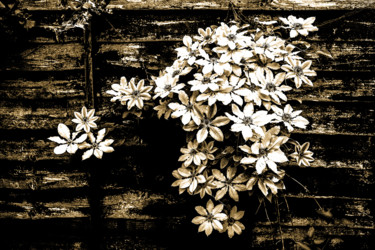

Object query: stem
[275,198,285,250]
[285,173,323,210]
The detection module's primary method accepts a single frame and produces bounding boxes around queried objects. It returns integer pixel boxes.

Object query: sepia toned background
[0,0,374,249]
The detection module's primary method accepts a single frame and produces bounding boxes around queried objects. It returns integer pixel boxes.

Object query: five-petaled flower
[49,123,87,154]
[221,206,245,238]
[281,57,316,88]
[79,128,114,160]
[72,106,98,133]
[178,140,207,167]
[192,199,228,236]
[184,104,230,143]
[271,104,309,132]
[226,103,271,141]
[279,15,318,38]
[240,127,289,174]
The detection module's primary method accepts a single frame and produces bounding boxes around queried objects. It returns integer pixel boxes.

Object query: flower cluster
[107,15,318,237]
[49,106,114,160]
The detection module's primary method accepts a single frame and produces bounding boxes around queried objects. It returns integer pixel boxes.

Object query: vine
[47,6,332,244]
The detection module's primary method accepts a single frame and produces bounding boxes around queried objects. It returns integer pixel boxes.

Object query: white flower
[240,128,289,174]
[106,76,129,103]
[122,78,153,109]
[72,106,98,133]
[188,72,222,93]
[281,57,316,88]
[194,27,216,45]
[175,35,200,65]
[226,103,271,141]
[195,50,231,76]
[271,104,309,132]
[257,71,292,105]
[153,73,185,99]
[279,15,318,38]
[216,23,249,50]
[79,128,114,160]
[192,199,228,236]
[254,36,285,61]
[49,123,87,155]
[168,91,205,125]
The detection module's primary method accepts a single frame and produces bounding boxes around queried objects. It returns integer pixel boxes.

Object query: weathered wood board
[0,0,374,249]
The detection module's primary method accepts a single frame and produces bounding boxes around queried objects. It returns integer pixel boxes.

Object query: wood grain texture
[0,2,374,249]
[18,0,375,10]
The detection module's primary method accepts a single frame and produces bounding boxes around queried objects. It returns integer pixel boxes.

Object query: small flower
[194,27,216,45]
[106,76,129,103]
[72,106,98,133]
[246,171,285,199]
[240,127,289,174]
[258,71,292,105]
[281,57,316,88]
[153,73,185,99]
[195,51,231,76]
[249,54,280,76]
[192,199,228,236]
[79,128,114,160]
[165,59,193,78]
[216,23,249,50]
[153,99,172,119]
[222,206,245,238]
[212,167,248,201]
[168,91,205,125]
[173,165,206,194]
[195,172,216,198]
[279,15,318,38]
[188,72,222,93]
[175,35,200,65]
[271,104,309,132]
[290,141,314,166]
[183,104,230,143]
[178,140,207,167]
[226,103,271,141]
[49,123,87,154]
[254,35,285,61]
[122,78,153,110]
[199,141,218,163]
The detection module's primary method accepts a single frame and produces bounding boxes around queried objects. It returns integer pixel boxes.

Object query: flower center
[82,117,88,123]
[172,70,180,77]
[293,23,303,30]
[203,77,210,84]
[164,84,172,91]
[228,33,236,41]
[243,117,253,126]
[210,58,218,64]
[282,113,292,122]
[294,66,303,76]
[132,90,140,97]
[259,148,267,156]
[261,43,270,50]
[266,82,276,92]
[204,35,211,40]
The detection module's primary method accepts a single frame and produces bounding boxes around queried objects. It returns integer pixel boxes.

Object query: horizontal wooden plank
[97,41,375,72]
[95,10,375,43]
[0,43,84,71]
[18,0,375,10]
[0,80,85,100]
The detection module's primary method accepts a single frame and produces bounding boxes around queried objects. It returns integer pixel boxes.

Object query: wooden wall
[1,0,374,249]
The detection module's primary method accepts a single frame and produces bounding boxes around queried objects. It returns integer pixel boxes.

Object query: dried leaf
[296,241,311,250]
[316,208,333,218]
